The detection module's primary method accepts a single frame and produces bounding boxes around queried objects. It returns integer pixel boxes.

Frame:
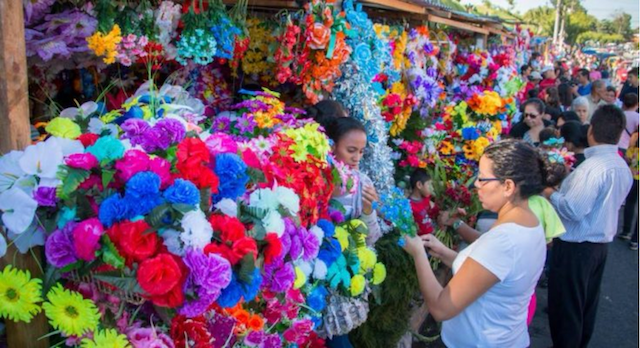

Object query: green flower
[45,118,81,139]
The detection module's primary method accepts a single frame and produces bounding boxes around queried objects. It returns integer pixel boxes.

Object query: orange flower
[323,7,334,27]
[247,315,264,331]
[308,23,330,50]
[233,309,251,325]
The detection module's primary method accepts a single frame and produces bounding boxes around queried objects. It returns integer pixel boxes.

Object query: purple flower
[302,231,320,261]
[233,100,269,112]
[262,259,295,293]
[211,116,231,133]
[121,119,151,147]
[127,327,175,348]
[154,119,186,147]
[207,312,237,347]
[180,249,232,317]
[45,222,78,268]
[236,114,257,134]
[23,0,55,25]
[34,186,57,207]
[244,331,282,348]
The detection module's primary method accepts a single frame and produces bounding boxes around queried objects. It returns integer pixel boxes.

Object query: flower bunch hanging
[380,82,418,136]
[87,24,123,64]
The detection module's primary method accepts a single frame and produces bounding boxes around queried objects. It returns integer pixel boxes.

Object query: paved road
[530,237,639,347]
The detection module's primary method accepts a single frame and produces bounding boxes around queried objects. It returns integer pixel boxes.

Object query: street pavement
[530,237,639,347]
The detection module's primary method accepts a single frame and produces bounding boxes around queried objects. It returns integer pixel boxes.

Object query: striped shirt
[550,145,633,243]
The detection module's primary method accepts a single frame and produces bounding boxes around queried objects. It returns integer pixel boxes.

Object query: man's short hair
[590,105,626,144]
[577,69,590,78]
[629,67,639,77]
[623,93,639,109]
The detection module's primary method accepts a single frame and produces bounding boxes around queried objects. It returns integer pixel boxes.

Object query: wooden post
[0,0,50,347]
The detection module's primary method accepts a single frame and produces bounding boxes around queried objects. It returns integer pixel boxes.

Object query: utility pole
[553,0,562,48]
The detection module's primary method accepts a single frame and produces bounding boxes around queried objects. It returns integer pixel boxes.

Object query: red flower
[209,215,246,242]
[263,233,282,265]
[108,220,159,265]
[177,138,210,167]
[170,315,213,348]
[230,237,258,264]
[150,282,185,308]
[137,253,183,297]
[77,133,99,147]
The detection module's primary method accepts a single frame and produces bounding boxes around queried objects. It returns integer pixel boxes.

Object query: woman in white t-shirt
[404,139,550,347]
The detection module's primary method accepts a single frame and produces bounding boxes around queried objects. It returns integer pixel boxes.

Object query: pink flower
[241,148,261,169]
[283,319,314,344]
[149,157,173,189]
[115,150,150,182]
[205,132,238,155]
[66,153,99,170]
[73,218,104,261]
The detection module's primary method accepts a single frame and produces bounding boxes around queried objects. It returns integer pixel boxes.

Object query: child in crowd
[409,169,440,236]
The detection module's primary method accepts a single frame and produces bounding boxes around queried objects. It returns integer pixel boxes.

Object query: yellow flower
[86,25,122,65]
[45,117,82,139]
[0,266,43,323]
[439,140,454,155]
[293,266,307,289]
[42,284,100,337]
[100,110,122,124]
[357,248,377,273]
[350,274,366,296]
[284,123,330,164]
[335,226,349,251]
[373,263,387,285]
[81,329,131,348]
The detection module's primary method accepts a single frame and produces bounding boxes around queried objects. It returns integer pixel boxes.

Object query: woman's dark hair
[325,116,366,144]
[527,88,540,99]
[558,83,574,108]
[560,120,589,148]
[606,85,616,94]
[590,104,626,144]
[306,100,347,130]
[545,105,562,121]
[544,161,568,188]
[546,87,561,108]
[558,111,581,124]
[410,168,431,190]
[520,64,530,74]
[539,127,558,144]
[523,98,545,115]
[482,139,557,197]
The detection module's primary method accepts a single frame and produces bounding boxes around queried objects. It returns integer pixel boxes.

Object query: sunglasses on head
[524,113,539,119]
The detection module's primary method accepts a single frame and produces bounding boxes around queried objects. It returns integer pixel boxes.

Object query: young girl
[323,116,381,348]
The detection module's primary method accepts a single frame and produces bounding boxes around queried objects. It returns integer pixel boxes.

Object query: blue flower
[124,171,163,216]
[318,239,341,266]
[99,193,130,227]
[242,268,262,302]
[307,286,329,312]
[461,127,480,140]
[217,274,243,308]
[164,179,200,205]
[317,219,335,238]
[212,153,249,203]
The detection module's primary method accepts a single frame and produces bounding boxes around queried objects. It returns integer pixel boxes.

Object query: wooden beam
[0,1,49,347]
[360,0,426,15]
[427,14,489,36]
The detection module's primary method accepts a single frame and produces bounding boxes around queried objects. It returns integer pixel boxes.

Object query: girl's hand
[362,185,379,215]
[403,234,426,258]
[422,234,448,260]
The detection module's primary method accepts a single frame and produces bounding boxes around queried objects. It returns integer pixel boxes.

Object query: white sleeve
[467,228,515,281]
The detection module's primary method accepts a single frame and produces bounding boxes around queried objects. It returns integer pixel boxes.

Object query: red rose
[137,253,183,296]
[150,282,184,308]
[263,233,282,265]
[209,215,245,242]
[230,237,258,265]
[112,220,159,265]
[203,243,234,263]
[177,138,210,167]
[78,133,100,147]
[170,315,213,348]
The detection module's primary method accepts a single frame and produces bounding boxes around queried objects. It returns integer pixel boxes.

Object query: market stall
[0,0,532,347]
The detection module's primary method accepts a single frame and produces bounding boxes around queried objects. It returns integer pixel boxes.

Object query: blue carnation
[461,127,480,140]
[99,193,130,227]
[242,268,263,302]
[318,239,342,267]
[217,274,243,308]
[307,286,329,312]
[212,153,249,203]
[317,219,335,238]
[124,171,163,217]
[163,179,200,205]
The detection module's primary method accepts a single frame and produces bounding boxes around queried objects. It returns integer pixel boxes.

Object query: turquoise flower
[86,136,124,164]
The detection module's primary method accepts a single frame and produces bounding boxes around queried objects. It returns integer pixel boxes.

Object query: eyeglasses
[476,177,502,186]
[524,113,539,119]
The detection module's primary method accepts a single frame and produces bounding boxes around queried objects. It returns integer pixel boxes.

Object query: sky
[462,0,640,28]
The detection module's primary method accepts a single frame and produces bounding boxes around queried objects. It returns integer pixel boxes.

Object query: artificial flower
[0,266,43,322]
[80,329,131,348]
[72,218,104,262]
[45,222,78,268]
[0,187,38,234]
[350,274,366,296]
[45,118,82,139]
[373,262,387,285]
[87,24,122,64]
[42,284,100,337]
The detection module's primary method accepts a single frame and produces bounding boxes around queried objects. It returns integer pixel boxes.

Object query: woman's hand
[437,208,467,228]
[403,234,426,258]
[422,234,448,260]
[362,185,379,215]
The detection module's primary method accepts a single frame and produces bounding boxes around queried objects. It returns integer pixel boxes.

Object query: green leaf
[101,235,125,269]
[239,203,267,221]
[146,203,171,229]
[59,261,81,274]
[199,187,211,213]
[172,203,197,214]
[247,167,266,184]
[237,253,256,284]
[56,166,91,200]
[248,223,266,240]
[102,169,115,190]
[93,274,144,294]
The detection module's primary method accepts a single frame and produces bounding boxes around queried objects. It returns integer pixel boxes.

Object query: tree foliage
[576,31,626,44]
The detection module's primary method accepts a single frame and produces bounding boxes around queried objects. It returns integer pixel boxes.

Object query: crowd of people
[400,55,638,347]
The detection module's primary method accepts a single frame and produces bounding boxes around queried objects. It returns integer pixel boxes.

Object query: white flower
[313,260,328,280]
[275,186,300,215]
[249,188,279,211]
[162,228,184,256]
[0,187,38,234]
[7,224,44,254]
[0,233,6,257]
[88,118,118,136]
[214,198,238,217]
[59,101,98,119]
[0,151,27,193]
[262,210,285,237]
[180,210,213,251]
[296,261,313,277]
[309,225,324,241]
[18,140,63,179]
[45,136,84,157]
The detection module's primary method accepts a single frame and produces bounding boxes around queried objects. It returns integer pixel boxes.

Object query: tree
[506,0,516,12]
[610,11,633,39]
[523,6,555,36]
[563,10,597,45]
[576,31,625,44]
